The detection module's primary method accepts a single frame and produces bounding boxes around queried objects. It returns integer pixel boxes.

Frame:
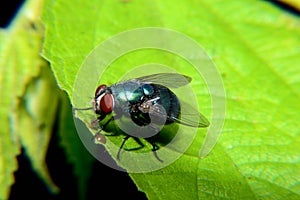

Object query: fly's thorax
[110,82,156,113]
[111,81,145,102]
[109,81,160,137]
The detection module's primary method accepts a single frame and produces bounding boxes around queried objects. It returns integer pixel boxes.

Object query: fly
[75,73,209,162]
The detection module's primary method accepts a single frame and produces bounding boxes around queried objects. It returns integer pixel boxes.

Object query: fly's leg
[149,132,163,163]
[152,142,163,163]
[117,133,163,162]
[91,115,106,129]
[117,135,130,161]
[92,116,114,144]
[117,135,144,161]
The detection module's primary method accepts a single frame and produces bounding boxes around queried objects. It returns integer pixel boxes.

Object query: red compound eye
[100,93,114,114]
[95,84,107,96]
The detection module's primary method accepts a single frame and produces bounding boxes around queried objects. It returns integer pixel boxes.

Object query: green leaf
[42,0,300,199]
[0,29,20,200]
[13,65,60,193]
[0,0,52,198]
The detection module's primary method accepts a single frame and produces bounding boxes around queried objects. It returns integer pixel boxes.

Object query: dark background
[1,0,24,28]
[1,1,146,199]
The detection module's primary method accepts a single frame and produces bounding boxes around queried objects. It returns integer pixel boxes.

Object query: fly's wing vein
[139,99,209,128]
[133,73,192,88]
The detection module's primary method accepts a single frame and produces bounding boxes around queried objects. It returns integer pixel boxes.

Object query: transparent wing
[172,101,210,128]
[144,99,210,128]
[174,112,210,128]
[134,73,192,88]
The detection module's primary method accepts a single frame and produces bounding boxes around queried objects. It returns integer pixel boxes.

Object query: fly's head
[93,84,114,116]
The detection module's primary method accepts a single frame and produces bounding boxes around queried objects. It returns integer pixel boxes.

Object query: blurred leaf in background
[0,0,49,197]
[0,0,95,199]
